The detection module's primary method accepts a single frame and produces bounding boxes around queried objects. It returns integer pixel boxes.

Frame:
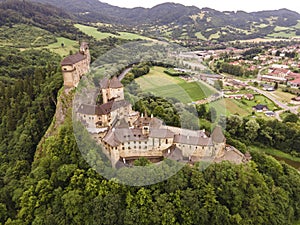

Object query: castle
[61,42,90,88]
[76,76,227,167]
[63,43,248,167]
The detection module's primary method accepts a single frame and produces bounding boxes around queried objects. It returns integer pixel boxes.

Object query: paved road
[248,86,299,115]
[118,67,132,81]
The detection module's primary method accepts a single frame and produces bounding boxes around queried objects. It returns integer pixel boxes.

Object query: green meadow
[75,24,151,40]
[135,67,215,103]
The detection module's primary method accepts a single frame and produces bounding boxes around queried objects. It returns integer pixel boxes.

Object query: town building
[61,42,90,88]
[253,104,269,112]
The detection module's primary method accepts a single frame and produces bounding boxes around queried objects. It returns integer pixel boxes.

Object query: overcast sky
[101,0,300,13]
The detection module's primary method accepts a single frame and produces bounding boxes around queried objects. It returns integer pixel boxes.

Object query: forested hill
[30,0,300,27]
[30,0,300,41]
[0,0,79,39]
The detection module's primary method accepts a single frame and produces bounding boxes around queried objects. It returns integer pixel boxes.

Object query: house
[244,94,254,100]
[265,111,275,117]
[288,78,300,88]
[262,84,275,91]
[61,42,90,88]
[292,96,300,102]
[253,104,269,112]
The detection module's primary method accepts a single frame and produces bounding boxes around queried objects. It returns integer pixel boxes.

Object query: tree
[283,113,299,123]
[226,115,243,135]
[196,104,207,118]
[207,107,217,123]
[245,120,260,141]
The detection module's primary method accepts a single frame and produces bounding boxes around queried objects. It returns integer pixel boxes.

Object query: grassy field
[273,89,296,104]
[75,24,151,40]
[213,94,278,118]
[209,32,220,40]
[195,32,207,40]
[44,37,79,57]
[135,67,215,103]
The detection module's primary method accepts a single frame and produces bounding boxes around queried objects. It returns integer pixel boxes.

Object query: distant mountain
[30,0,300,26]
[4,0,300,42]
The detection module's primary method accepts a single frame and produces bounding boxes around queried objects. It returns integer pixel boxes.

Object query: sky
[101,0,300,13]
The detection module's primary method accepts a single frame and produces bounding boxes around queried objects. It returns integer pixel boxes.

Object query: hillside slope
[30,0,300,41]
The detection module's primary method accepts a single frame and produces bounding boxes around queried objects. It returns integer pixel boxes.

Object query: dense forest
[2,110,300,224]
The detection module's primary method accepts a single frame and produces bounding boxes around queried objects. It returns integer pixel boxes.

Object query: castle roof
[134,116,163,129]
[61,52,86,66]
[211,126,226,143]
[149,129,174,138]
[100,76,123,89]
[77,100,130,116]
[174,135,213,146]
[110,76,123,88]
[103,128,148,147]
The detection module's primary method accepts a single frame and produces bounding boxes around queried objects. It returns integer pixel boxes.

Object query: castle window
[166,139,168,144]
[122,147,125,150]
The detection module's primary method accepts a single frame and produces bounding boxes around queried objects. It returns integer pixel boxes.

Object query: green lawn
[75,24,151,40]
[44,37,79,57]
[213,95,278,118]
[135,67,215,103]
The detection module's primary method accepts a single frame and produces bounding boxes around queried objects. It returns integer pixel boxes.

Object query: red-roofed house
[288,78,300,88]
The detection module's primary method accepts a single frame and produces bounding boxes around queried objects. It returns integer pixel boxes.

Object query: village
[190,43,300,120]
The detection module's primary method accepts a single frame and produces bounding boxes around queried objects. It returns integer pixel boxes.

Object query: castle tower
[61,42,90,88]
[108,76,124,101]
[100,76,124,103]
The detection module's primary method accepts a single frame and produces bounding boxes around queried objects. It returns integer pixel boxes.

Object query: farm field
[75,24,151,40]
[135,67,215,103]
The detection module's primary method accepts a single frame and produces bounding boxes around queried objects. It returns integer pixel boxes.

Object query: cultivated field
[135,67,215,104]
[75,24,151,40]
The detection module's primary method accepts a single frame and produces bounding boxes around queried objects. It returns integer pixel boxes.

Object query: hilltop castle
[64,44,249,167]
[76,77,230,167]
[61,42,90,88]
